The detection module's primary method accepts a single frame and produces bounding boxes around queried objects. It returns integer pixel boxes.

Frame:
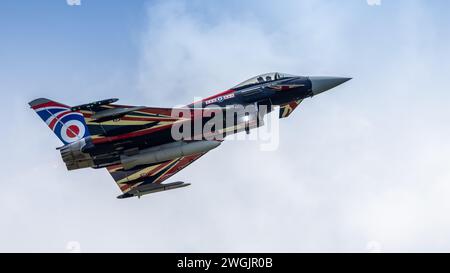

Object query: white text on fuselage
[204,93,235,105]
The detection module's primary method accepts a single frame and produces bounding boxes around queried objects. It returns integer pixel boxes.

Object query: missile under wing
[106,150,210,199]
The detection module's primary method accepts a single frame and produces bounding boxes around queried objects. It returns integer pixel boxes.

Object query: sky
[1,0,450,252]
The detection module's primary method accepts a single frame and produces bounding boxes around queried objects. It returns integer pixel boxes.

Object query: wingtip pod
[116,181,191,199]
[70,98,119,111]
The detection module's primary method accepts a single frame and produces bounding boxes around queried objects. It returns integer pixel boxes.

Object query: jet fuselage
[29,72,351,198]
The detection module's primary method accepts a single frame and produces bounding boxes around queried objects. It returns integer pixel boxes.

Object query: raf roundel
[32,101,90,145]
[60,119,86,143]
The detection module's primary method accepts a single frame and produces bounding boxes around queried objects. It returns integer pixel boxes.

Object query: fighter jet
[29,73,351,199]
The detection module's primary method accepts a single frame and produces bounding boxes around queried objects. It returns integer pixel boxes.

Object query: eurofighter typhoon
[29,73,351,199]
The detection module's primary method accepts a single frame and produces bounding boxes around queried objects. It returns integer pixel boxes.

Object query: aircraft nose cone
[309,76,352,96]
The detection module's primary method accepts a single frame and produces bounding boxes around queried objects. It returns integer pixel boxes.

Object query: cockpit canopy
[233,72,297,89]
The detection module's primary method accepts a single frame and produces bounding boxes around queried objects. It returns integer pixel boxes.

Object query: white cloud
[132,0,450,252]
[367,0,382,6]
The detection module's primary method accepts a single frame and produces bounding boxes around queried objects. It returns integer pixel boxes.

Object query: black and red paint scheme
[29,73,351,199]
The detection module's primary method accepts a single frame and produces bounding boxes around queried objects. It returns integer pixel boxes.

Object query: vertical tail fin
[29,98,90,145]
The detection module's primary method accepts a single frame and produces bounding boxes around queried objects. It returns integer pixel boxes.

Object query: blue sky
[1,0,450,252]
[1,1,144,101]
[2,0,449,102]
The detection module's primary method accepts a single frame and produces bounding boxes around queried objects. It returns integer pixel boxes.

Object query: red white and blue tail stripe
[29,98,90,145]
